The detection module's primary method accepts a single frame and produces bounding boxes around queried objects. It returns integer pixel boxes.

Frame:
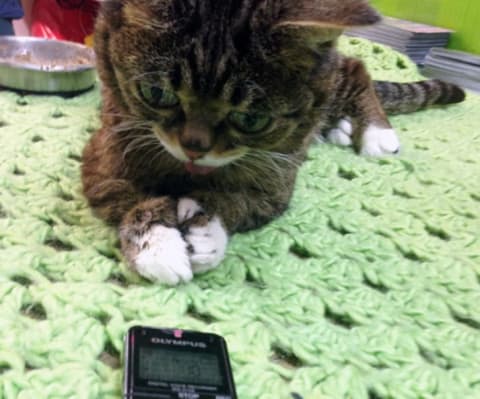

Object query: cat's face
[96,0,379,174]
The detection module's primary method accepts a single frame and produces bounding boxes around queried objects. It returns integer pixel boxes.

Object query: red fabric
[31,0,99,43]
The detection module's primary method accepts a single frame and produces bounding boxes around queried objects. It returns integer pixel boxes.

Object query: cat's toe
[360,125,400,156]
[185,216,228,274]
[325,117,353,147]
[122,225,192,285]
[177,197,204,223]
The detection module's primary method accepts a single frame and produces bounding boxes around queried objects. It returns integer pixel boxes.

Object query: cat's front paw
[360,124,400,156]
[325,117,353,147]
[121,224,192,285]
[325,119,401,157]
[185,216,228,273]
[119,199,192,284]
[178,198,228,274]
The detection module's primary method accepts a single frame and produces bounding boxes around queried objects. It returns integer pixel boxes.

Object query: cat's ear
[100,0,126,17]
[271,0,380,46]
[99,0,126,30]
[275,0,380,30]
[99,0,165,31]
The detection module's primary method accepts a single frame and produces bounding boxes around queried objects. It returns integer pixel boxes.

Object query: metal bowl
[0,36,96,93]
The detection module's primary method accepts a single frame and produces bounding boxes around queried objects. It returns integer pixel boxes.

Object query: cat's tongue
[185,161,216,176]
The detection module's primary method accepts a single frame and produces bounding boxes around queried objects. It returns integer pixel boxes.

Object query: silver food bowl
[0,36,96,93]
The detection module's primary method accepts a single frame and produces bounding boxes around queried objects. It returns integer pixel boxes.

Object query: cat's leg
[82,130,192,285]
[326,58,400,156]
[83,175,193,284]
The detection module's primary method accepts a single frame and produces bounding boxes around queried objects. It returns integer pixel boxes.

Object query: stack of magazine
[422,48,480,93]
[346,16,453,64]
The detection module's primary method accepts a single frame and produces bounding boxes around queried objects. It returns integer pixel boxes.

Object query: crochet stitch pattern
[0,38,479,399]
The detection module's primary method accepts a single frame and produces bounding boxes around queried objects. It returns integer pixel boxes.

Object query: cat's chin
[184,161,218,176]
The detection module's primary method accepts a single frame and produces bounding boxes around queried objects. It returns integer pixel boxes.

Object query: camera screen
[138,346,224,386]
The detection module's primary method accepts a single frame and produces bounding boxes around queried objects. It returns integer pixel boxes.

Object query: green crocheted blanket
[1,37,479,399]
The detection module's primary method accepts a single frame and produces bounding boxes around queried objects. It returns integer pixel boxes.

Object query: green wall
[371,0,480,55]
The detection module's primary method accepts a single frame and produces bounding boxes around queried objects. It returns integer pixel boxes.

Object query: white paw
[177,197,203,223]
[185,216,228,274]
[132,225,192,285]
[360,125,400,156]
[325,117,353,147]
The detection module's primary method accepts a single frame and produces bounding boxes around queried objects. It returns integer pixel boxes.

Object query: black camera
[124,326,237,399]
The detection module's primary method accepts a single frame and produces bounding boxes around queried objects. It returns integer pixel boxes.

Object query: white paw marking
[186,216,228,274]
[177,198,203,223]
[133,225,192,285]
[326,118,353,147]
[177,198,228,274]
[360,124,400,156]
[338,118,353,135]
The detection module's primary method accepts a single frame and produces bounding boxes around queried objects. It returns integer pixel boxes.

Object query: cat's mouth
[152,128,241,175]
[184,161,217,176]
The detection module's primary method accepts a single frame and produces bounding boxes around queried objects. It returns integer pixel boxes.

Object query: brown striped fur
[82,0,466,276]
[375,79,465,115]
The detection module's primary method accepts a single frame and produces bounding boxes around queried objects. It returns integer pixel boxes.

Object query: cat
[82,0,465,285]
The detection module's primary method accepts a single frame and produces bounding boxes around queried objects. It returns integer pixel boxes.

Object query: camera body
[124,326,237,399]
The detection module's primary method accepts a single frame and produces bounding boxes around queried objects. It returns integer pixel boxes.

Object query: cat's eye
[138,83,179,108]
[228,111,272,134]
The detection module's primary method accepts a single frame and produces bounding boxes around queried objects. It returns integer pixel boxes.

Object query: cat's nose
[184,149,205,160]
[180,120,213,159]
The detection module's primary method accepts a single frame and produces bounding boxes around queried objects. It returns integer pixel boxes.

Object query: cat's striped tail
[374,79,466,115]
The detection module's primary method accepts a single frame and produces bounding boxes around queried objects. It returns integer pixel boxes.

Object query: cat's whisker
[108,119,154,136]
[100,115,163,134]
[247,152,296,185]
[99,111,142,120]
[232,151,290,190]
[230,159,263,188]
[113,133,155,147]
[111,124,153,135]
[105,128,154,147]
[244,149,302,169]
[260,150,300,165]
[147,146,169,169]
[105,114,145,121]
[100,132,158,157]
[126,16,173,33]
[122,135,161,162]
[132,145,164,169]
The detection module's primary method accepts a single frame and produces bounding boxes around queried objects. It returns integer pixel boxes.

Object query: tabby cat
[82,0,465,284]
